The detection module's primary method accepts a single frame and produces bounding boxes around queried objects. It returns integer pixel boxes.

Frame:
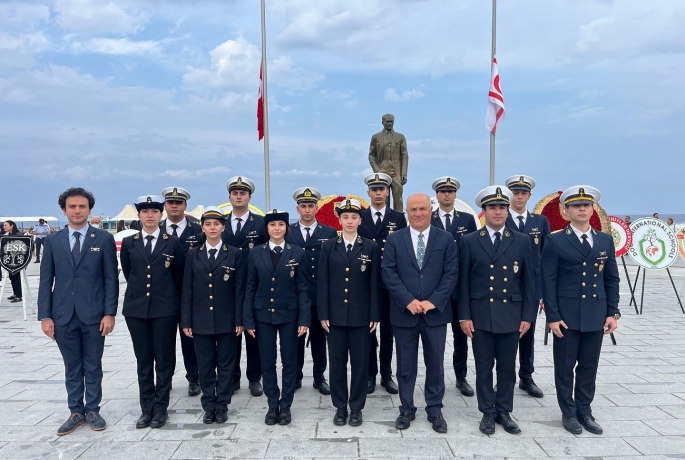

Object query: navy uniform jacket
[506,212,551,301]
[243,243,311,330]
[285,222,338,306]
[220,211,266,264]
[358,207,407,255]
[38,226,119,326]
[457,228,537,334]
[430,209,478,246]
[541,226,620,332]
[382,226,458,328]
[317,235,382,327]
[181,243,245,335]
[120,232,186,319]
[160,218,202,253]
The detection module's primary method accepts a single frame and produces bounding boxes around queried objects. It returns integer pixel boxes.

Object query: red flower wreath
[533,191,611,233]
[315,195,369,231]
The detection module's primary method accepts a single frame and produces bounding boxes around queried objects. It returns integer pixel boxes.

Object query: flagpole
[489,0,496,186]
[260,0,271,211]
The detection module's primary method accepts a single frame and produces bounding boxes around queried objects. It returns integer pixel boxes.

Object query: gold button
[270,299,274,302]
[490,264,494,269]
[209,296,213,299]
[345,278,349,282]
[209,273,212,277]
[209,284,212,288]
[504,278,508,282]
[594,274,598,277]
[210,307,213,310]
[147,275,151,278]
[593,284,597,288]
[583,262,587,266]
[239,248,243,250]
[381,248,385,251]
[373,238,376,241]
[311,266,315,269]
[147,265,150,269]
[344,299,348,303]
[503,299,507,303]
[146,284,150,288]
[272,278,275,281]
[345,289,348,293]
[312,258,315,261]
[490,298,494,302]
[582,295,586,299]
[312,249,316,252]
[383,239,386,243]
[583,272,586,276]
[503,289,507,293]
[312,275,315,278]
[271,309,275,312]
[594,263,598,267]
[503,266,507,270]
[490,276,494,280]
[593,294,597,298]
[346,268,349,272]
[582,283,586,286]
[490,287,493,291]
[146,293,150,297]
[271,288,274,291]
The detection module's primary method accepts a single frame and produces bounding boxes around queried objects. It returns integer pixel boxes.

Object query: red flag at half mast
[485,56,505,133]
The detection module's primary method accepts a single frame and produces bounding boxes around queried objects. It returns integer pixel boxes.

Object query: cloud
[55,0,149,36]
[159,166,231,178]
[69,37,165,55]
[384,88,425,102]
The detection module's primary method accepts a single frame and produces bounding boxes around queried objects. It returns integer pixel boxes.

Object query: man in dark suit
[542,185,620,435]
[430,176,477,397]
[160,186,202,397]
[504,175,551,398]
[382,193,458,433]
[285,187,337,395]
[221,176,265,397]
[458,186,536,435]
[39,187,118,436]
[358,172,406,395]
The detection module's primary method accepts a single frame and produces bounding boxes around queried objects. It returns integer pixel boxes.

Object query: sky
[1,0,684,220]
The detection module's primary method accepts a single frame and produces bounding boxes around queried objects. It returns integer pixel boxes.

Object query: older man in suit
[39,187,119,436]
[382,193,458,433]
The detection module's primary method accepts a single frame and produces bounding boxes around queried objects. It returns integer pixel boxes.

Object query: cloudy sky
[1,0,683,220]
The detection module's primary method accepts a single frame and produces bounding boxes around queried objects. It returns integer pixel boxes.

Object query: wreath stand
[0,268,35,321]
[627,263,684,315]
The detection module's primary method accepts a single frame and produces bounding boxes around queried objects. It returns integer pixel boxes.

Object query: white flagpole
[260,0,271,211]
[489,0,496,186]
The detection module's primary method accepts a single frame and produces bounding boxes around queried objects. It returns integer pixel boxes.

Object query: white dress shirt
[269,241,286,252]
[409,226,430,257]
[342,234,358,251]
[509,209,527,228]
[485,225,506,244]
[370,206,386,224]
[231,212,249,234]
[439,208,456,229]
[166,217,187,236]
[300,220,318,241]
[570,224,594,248]
[206,240,222,258]
[142,227,161,253]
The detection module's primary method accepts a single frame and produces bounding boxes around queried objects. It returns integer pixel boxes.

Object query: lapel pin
[513,261,519,273]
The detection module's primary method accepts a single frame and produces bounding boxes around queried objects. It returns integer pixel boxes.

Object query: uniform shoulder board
[162,234,169,239]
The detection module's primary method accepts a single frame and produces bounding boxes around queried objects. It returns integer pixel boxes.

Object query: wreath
[316,195,370,231]
[532,191,611,233]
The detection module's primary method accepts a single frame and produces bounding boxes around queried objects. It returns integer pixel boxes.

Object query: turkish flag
[257,62,264,140]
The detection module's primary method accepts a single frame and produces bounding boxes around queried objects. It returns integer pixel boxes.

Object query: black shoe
[519,377,544,398]
[367,378,376,394]
[427,414,448,433]
[495,411,521,434]
[277,407,291,425]
[313,378,331,395]
[203,410,215,424]
[479,413,496,435]
[249,380,263,397]
[456,377,475,397]
[265,407,279,425]
[562,415,583,434]
[215,409,228,424]
[234,381,240,392]
[295,380,302,390]
[7,295,16,300]
[349,410,363,427]
[578,414,603,434]
[34,260,40,263]
[395,410,415,430]
[10,297,22,303]
[136,412,153,429]
[333,409,348,426]
[149,410,168,428]
[381,375,398,394]
[188,381,201,397]
[57,413,86,436]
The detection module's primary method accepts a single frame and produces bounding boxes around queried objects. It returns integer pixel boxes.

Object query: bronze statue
[368,114,408,211]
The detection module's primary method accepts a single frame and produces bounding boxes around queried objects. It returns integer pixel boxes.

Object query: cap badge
[496,187,502,199]
[172,187,178,197]
[147,197,152,203]
[579,188,585,197]
[304,188,312,197]
[237,177,243,186]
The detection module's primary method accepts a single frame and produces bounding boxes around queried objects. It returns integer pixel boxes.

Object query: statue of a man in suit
[368,114,408,211]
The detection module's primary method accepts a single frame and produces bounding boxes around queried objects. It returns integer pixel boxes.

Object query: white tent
[188,205,205,219]
[111,205,139,221]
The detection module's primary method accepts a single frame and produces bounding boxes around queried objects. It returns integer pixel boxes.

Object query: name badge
[90,247,100,252]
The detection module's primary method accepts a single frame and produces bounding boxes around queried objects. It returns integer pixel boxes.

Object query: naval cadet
[318,199,381,427]
[244,210,311,426]
[120,195,186,429]
[457,186,536,435]
[285,187,337,395]
[504,175,550,398]
[358,172,406,395]
[222,176,265,397]
[181,207,245,424]
[160,186,202,397]
[430,176,477,398]
[541,186,620,435]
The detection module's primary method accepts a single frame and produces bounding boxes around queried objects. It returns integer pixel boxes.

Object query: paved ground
[1,259,684,459]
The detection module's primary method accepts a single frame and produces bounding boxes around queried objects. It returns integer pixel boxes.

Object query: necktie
[305,227,311,243]
[145,235,154,259]
[170,224,179,237]
[235,217,242,235]
[72,231,81,263]
[517,216,524,232]
[375,212,382,227]
[271,246,282,269]
[493,232,501,252]
[346,243,353,262]
[416,233,425,268]
[445,213,451,230]
[208,248,217,269]
[581,234,592,254]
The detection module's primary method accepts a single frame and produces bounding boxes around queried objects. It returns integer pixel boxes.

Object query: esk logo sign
[628,218,677,269]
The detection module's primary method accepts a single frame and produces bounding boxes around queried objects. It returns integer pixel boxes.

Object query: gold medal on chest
[599,261,604,272]
[361,263,366,272]
[249,241,254,249]
[165,260,170,268]
[534,236,539,245]
[290,268,295,278]
[224,273,230,281]
[513,261,519,273]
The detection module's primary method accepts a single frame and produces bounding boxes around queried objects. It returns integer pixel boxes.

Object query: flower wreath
[315,195,370,231]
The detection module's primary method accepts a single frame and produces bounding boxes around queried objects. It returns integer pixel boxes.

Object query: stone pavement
[1,259,684,459]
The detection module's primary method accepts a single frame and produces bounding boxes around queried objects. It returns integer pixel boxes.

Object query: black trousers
[297,304,327,382]
[55,312,105,414]
[518,319,536,379]
[256,320,298,409]
[328,325,370,411]
[194,332,237,411]
[234,331,262,384]
[126,315,177,414]
[553,329,604,417]
[450,298,469,379]
[34,238,44,260]
[9,272,22,298]
[368,289,393,379]
[472,329,519,414]
[175,319,199,383]
[394,316,446,418]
